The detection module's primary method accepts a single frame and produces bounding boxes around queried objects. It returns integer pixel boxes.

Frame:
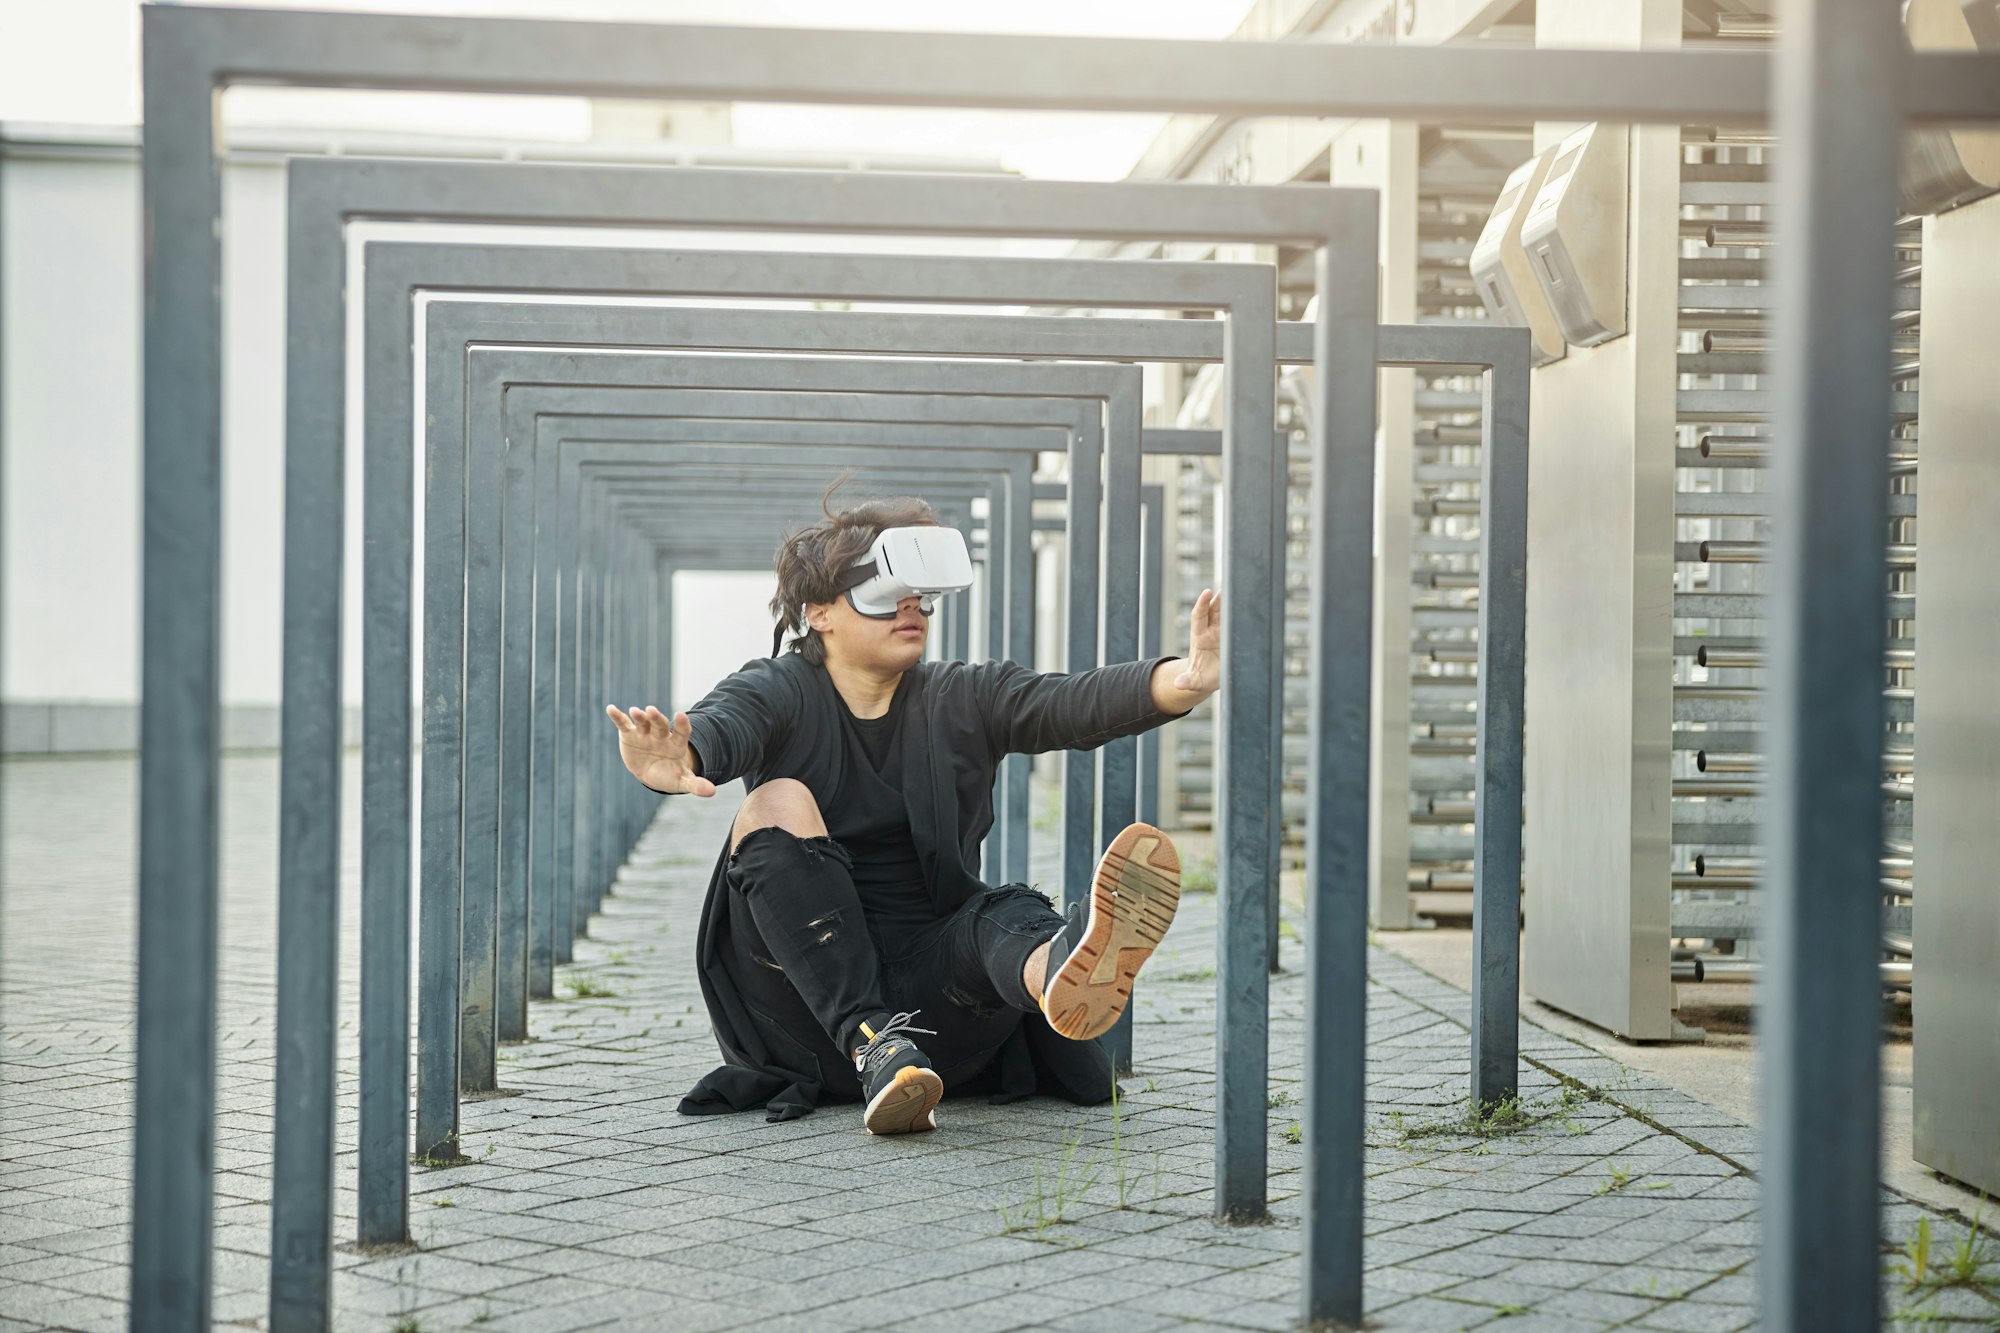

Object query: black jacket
[676,651,1181,1118]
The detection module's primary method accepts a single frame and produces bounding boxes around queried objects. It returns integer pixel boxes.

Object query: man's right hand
[605,705,716,797]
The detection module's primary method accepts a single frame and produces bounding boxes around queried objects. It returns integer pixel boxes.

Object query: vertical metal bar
[586,488,610,914]
[357,246,414,1246]
[1469,344,1530,1107]
[1269,436,1288,973]
[268,170,346,1329]
[1139,484,1164,828]
[132,20,220,1326]
[980,489,1008,882]
[1100,392,1143,848]
[659,550,675,711]
[526,430,560,994]
[498,398,540,1035]
[415,334,466,1162]
[949,514,972,661]
[1761,3,1900,1327]
[558,460,583,947]
[459,376,504,1090]
[1216,280,1281,1222]
[1060,417,1104,912]
[1006,459,1036,885]
[985,489,1007,665]
[1301,204,1380,1323]
[578,491,601,920]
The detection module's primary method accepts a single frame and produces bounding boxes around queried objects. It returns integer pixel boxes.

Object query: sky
[0,0,1261,180]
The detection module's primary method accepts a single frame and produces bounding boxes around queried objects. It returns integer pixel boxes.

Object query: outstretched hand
[1150,588,1221,714]
[605,705,716,797]
[1173,588,1221,697]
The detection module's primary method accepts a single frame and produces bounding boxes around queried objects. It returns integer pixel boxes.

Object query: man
[606,491,1219,1134]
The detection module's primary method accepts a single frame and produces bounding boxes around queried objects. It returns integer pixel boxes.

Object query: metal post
[416,328,470,1157]
[1470,342,1531,1108]
[132,17,221,1324]
[1299,210,1382,1324]
[1139,484,1165,827]
[1761,2,1902,1326]
[1214,270,1280,1222]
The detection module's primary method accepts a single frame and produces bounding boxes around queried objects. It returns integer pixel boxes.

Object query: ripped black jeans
[722,827,1112,1105]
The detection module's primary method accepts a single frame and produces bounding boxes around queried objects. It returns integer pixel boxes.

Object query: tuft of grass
[1491,1305,1528,1318]
[998,1127,1102,1236]
[566,973,616,999]
[1182,857,1218,893]
[1281,1122,1302,1146]
[1110,1084,1131,1209]
[1268,1088,1298,1109]
[1595,1163,1632,1196]
[1377,1088,1590,1151]
[1154,966,1216,984]
[1887,1195,1999,1307]
[430,1198,455,1209]
[1142,1077,1159,1094]
[412,1150,472,1170]
[391,1318,423,1333]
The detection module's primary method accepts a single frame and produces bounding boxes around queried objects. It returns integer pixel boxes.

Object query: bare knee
[730,778,826,850]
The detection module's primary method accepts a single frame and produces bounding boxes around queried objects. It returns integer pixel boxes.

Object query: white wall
[670,570,775,708]
[3,146,292,706]
[3,152,143,702]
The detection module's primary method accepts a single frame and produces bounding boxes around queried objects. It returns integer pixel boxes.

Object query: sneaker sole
[862,1065,943,1136]
[1043,822,1182,1041]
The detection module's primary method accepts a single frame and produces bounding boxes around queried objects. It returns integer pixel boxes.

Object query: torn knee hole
[805,911,842,946]
[750,953,785,973]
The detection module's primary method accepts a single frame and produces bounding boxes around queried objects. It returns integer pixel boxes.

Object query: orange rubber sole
[1042,822,1182,1041]
[862,1065,943,1135]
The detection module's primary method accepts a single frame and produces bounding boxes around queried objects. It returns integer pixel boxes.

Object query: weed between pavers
[1886,1194,2000,1318]
[995,1085,1171,1235]
[1375,1083,1600,1150]
[565,972,617,999]
[997,1129,1100,1236]
[1182,858,1217,894]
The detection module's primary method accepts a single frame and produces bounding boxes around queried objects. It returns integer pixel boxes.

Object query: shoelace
[854,1010,936,1073]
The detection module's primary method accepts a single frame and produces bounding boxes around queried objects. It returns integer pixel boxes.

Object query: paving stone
[1628,1298,1757,1333]
[1369,1294,1514,1330]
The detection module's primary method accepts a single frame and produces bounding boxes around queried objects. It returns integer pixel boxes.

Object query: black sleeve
[678,657,800,789]
[972,657,1190,757]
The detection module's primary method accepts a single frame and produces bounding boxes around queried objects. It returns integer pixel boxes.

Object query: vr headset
[772,526,975,654]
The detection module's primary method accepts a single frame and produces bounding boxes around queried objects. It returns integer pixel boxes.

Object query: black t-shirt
[822,684,931,930]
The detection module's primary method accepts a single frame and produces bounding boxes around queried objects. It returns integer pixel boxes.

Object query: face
[808,592,928,674]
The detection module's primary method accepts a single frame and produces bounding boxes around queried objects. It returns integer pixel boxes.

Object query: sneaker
[854,1011,943,1135]
[1041,822,1182,1041]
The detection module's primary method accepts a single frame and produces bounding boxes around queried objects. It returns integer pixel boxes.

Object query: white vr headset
[837,525,975,618]
[773,526,975,655]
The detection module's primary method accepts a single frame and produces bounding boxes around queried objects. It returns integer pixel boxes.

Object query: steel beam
[1760,3,1904,1329]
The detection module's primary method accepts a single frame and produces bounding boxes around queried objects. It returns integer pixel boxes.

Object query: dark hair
[769,476,938,664]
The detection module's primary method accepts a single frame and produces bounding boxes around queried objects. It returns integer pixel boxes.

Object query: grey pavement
[3,754,1996,1331]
